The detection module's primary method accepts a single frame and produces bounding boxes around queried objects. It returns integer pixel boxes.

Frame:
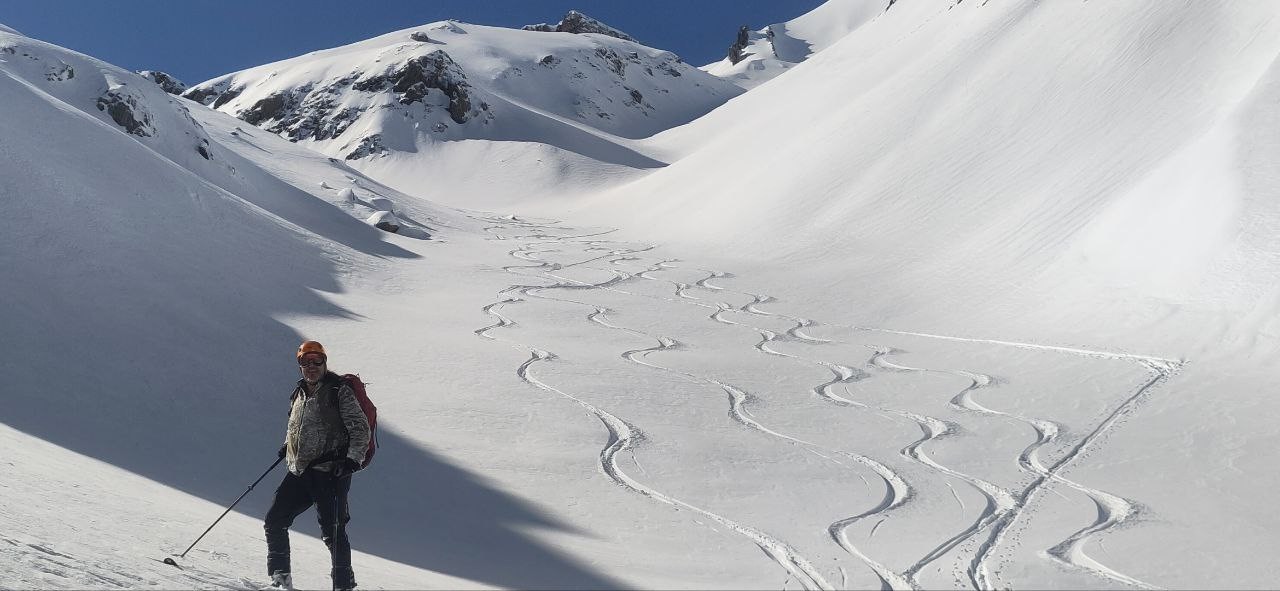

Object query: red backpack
[340,374,379,469]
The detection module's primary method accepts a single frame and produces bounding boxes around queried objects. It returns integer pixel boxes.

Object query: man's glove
[277,445,287,459]
[332,458,360,478]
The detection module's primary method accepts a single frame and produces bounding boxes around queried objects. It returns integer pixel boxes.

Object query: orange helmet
[297,340,327,362]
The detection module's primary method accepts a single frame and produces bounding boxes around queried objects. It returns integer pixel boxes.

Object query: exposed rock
[354,51,473,123]
[240,92,289,126]
[138,70,186,94]
[344,134,387,160]
[211,87,242,108]
[727,25,752,65]
[196,138,211,160]
[410,31,432,43]
[46,61,74,82]
[367,211,401,233]
[522,10,639,43]
[595,47,629,77]
[538,54,560,67]
[95,88,154,137]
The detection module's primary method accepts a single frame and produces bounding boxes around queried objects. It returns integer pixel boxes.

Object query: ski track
[474,215,1182,591]
[869,349,1175,590]
[619,261,1005,591]
[472,216,834,590]
[649,265,995,591]
[622,262,1178,590]
[566,260,921,589]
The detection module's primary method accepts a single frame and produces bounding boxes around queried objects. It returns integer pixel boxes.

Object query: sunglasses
[298,358,326,368]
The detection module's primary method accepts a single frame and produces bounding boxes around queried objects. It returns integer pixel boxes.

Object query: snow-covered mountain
[0,31,215,170]
[184,15,742,206]
[702,0,883,89]
[4,2,1280,590]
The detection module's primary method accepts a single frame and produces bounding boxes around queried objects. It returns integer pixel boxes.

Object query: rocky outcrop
[46,61,74,82]
[95,88,154,137]
[522,10,639,43]
[727,25,751,65]
[183,49,486,157]
[344,133,387,160]
[353,51,474,123]
[138,70,186,94]
[183,81,242,108]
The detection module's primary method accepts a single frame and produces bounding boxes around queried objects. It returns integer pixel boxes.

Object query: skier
[264,340,371,590]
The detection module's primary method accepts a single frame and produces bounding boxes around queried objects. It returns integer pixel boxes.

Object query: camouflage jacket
[284,372,370,476]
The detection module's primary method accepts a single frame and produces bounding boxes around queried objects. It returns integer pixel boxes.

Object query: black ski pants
[264,468,354,587]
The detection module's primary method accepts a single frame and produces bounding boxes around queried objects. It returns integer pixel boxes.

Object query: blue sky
[2,1,826,84]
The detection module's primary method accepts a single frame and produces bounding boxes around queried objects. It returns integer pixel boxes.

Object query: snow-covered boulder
[366,210,401,233]
[366,196,395,211]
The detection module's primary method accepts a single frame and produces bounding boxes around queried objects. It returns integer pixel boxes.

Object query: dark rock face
[95,89,153,137]
[182,84,221,105]
[344,134,387,160]
[240,92,290,126]
[138,70,186,94]
[374,220,401,233]
[185,80,244,109]
[410,31,432,43]
[595,47,628,77]
[522,10,639,43]
[354,51,473,123]
[727,25,752,65]
[46,62,74,82]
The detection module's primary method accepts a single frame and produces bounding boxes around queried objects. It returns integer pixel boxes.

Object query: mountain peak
[522,10,638,44]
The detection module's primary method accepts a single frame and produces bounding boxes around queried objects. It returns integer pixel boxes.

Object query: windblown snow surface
[2,1,1280,589]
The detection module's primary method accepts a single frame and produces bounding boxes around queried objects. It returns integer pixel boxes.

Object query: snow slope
[702,0,883,89]
[584,0,1280,358]
[4,2,1280,590]
[185,18,742,208]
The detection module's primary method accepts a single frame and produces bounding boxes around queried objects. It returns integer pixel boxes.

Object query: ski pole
[163,456,283,567]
